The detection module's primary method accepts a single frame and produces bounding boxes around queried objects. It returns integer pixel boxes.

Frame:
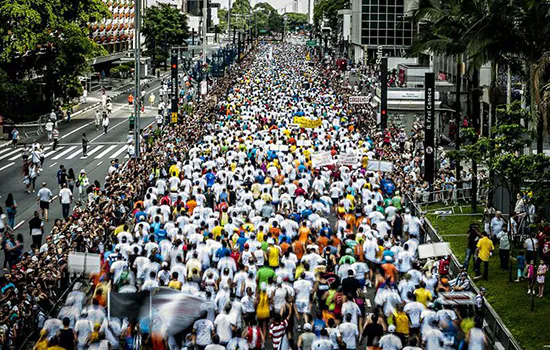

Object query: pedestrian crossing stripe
[0,144,133,170]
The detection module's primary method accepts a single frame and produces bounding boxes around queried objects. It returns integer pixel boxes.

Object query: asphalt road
[0,80,166,256]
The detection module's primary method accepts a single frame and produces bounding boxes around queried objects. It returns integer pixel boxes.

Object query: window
[387,37,395,45]
[369,21,378,28]
[370,29,377,37]
[370,13,378,20]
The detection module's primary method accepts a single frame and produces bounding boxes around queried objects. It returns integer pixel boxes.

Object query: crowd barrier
[405,194,522,350]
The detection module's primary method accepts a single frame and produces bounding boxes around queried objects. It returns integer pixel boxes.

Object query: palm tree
[411,0,480,210]
[514,0,550,153]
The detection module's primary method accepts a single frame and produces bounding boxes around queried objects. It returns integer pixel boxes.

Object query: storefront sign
[349,96,370,104]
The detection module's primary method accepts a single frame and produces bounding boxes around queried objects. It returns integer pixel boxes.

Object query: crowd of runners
[0,43,490,350]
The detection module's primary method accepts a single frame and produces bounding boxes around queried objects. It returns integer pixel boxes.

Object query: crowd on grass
[0,43,496,350]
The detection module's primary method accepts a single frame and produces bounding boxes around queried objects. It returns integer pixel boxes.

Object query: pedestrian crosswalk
[0,143,130,172]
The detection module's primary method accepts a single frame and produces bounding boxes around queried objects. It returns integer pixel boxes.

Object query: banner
[417,242,451,259]
[68,252,101,274]
[311,152,334,168]
[366,160,394,172]
[424,72,435,184]
[296,140,312,147]
[293,116,322,128]
[337,153,360,166]
[200,80,208,95]
[108,288,208,335]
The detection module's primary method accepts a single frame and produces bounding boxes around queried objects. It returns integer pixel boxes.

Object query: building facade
[350,0,415,63]
[90,0,136,54]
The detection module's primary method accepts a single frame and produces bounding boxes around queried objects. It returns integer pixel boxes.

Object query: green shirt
[257,267,276,286]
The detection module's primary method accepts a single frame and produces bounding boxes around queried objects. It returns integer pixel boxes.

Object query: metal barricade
[406,194,522,350]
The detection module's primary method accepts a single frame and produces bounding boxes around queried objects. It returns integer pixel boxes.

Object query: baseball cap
[303,323,312,331]
[388,325,396,333]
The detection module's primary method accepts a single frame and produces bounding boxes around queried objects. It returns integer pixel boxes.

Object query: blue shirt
[205,172,216,187]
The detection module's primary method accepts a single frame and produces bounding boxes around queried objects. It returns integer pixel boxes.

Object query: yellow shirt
[267,246,280,267]
[113,224,125,236]
[212,225,223,239]
[414,288,432,307]
[394,312,410,335]
[168,280,182,290]
[477,237,494,261]
[169,165,180,178]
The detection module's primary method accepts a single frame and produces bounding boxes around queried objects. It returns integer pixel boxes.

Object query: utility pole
[202,0,208,60]
[134,0,141,158]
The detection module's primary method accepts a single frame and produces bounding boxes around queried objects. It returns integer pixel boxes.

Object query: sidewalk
[0,73,170,148]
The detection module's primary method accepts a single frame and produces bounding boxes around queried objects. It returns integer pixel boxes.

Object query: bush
[110,66,121,78]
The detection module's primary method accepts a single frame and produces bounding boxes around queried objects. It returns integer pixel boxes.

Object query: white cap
[388,325,396,332]
[303,323,312,331]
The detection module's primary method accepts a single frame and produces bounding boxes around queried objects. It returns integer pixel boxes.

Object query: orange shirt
[280,242,290,254]
[381,263,398,283]
[269,227,281,240]
[317,236,329,252]
[293,241,305,261]
[186,199,197,215]
[298,226,311,244]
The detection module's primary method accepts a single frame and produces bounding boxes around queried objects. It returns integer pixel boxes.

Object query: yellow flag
[306,52,311,61]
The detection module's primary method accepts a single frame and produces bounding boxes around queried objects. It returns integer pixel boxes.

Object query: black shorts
[40,201,50,210]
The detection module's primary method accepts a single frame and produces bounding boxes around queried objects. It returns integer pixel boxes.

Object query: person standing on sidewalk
[128,93,134,112]
[36,182,53,222]
[82,133,89,157]
[82,87,88,104]
[59,183,73,219]
[29,210,44,249]
[52,127,60,150]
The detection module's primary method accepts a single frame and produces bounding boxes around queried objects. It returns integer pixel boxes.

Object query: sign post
[380,57,388,130]
[170,48,178,123]
[424,72,435,184]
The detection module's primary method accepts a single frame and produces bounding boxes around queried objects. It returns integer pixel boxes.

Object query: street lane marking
[66,148,83,159]
[0,148,21,161]
[0,162,15,171]
[49,162,58,168]
[52,146,77,160]
[97,161,103,166]
[59,121,93,140]
[13,220,25,230]
[90,118,130,143]
[44,147,64,158]
[0,148,16,156]
[94,145,117,159]
[8,146,50,161]
[86,145,104,157]
[109,145,128,158]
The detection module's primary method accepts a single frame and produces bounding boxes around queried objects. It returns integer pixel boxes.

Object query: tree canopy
[143,3,189,69]
[0,0,110,120]
[285,12,308,31]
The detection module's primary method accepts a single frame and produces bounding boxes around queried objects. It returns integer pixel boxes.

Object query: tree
[218,8,228,33]
[285,12,308,30]
[451,101,550,215]
[253,2,282,34]
[313,0,348,42]
[0,0,109,118]
[142,3,189,69]
[232,0,251,30]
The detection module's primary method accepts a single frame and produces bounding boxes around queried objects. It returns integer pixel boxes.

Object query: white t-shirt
[59,188,72,204]
[214,313,234,343]
[193,319,214,346]
[337,322,358,350]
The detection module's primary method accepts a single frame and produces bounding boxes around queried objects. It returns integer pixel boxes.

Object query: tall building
[350,0,415,63]
[89,0,136,54]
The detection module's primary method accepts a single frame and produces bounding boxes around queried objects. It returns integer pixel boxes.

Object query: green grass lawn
[425,205,550,350]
